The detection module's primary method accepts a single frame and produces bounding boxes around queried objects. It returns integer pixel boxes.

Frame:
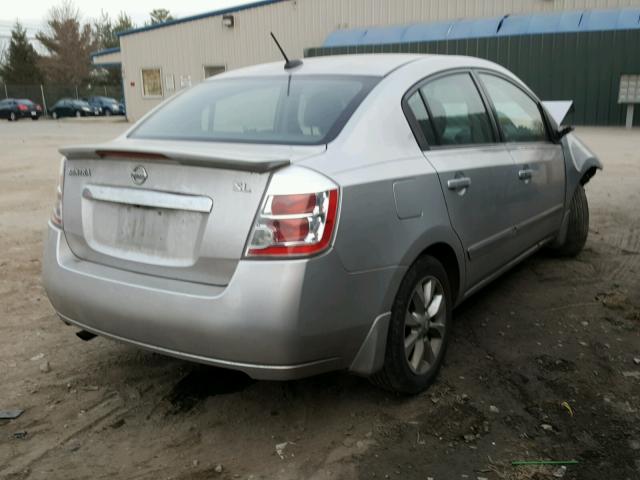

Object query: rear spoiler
[542,100,574,126]
[59,145,290,173]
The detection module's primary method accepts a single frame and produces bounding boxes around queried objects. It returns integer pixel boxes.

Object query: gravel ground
[0,119,639,480]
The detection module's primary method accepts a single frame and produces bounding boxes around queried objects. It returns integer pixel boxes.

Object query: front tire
[553,185,589,257]
[371,255,452,394]
[52,111,58,120]
[104,109,112,117]
[75,110,82,118]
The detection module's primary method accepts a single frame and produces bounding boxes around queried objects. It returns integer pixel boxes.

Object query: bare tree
[36,0,96,85]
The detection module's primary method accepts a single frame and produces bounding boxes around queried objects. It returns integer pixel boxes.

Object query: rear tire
[104,109,112,117]
[370,255,452,394]
[553,185,589,257]
[75,110,82,118]
[9,112,16,121]
[52,111,58,120]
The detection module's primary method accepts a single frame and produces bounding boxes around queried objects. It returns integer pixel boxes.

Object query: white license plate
[115,205,170,251]
[31,111,36,116]
[84,201,204,266]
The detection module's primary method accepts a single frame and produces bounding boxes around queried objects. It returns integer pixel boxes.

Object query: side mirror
[557,125,574,139]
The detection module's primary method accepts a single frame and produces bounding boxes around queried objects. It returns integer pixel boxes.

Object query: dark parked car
[50,99,99,119]
[0,98,43,121]
[87,96,124,116]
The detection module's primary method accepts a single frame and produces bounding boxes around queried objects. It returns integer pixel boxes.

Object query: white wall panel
[120,0,640,120]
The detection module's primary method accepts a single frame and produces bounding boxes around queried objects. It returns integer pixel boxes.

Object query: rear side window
[420,73,495,146]
[479,74,547,142]
[130,75,379,145]
[406,92,437,145]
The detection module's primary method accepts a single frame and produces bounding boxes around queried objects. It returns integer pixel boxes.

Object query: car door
[54,101,64,116]
[477,72,565,255]
[62,100,72,116]
[0,100,8,118]
[406,71,519,290]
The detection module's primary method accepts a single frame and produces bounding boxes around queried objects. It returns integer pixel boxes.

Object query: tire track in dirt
[604,230,640,285]
[1,392,126,477]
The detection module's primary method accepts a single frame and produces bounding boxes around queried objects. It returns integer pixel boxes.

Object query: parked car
[87,96,124,116]
[50,99,100,119]
[42,54,601,394]
[0,98,43,121]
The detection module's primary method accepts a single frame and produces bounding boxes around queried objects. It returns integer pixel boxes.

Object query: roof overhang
[92,47,121,66]
[117,0,286,38]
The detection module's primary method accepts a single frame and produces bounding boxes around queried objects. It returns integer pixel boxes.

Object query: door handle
[447,177,471,190]
[518,169,533,181]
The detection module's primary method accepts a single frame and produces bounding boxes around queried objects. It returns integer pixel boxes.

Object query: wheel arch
[419,242,462,305]
[350,236,464,378]
[396,226,466,307]
[561,132,602,204]
[580,165,598,186]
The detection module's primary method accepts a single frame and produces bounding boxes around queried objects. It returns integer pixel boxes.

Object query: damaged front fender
[551,132,603,248]
[563,132,603,189]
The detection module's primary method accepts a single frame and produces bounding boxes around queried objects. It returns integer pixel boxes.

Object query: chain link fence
[1,83,123,116]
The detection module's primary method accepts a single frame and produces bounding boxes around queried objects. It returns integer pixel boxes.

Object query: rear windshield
[129,75,379,145]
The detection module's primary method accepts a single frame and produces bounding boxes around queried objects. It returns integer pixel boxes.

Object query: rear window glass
[129,75,379,145]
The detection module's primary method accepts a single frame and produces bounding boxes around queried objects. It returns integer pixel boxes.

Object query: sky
[0,0,256,50]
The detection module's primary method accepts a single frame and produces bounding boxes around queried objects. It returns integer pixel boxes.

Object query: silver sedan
[42,54,601,394]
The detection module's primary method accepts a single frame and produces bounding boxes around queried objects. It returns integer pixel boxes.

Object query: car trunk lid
[60,139,325,286]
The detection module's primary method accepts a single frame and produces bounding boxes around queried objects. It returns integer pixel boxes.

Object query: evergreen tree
[148,9,174,26]
[94,11,135,50]
[0,22,43,84]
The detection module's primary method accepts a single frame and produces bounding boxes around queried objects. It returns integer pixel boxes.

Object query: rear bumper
[18,111,41,119]
[42,224,400,380]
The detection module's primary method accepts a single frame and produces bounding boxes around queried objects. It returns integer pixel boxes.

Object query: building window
[141,68,162,97]
[204,65,226,79]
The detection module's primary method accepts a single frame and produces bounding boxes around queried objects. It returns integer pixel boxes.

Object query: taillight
[18,104,28,111]
[51,158,65,228]
[246,169,339,258]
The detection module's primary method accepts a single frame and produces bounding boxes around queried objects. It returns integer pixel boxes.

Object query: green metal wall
[305,29,640,126]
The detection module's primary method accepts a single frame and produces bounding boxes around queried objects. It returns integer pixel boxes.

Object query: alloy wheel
[404,276,447,375]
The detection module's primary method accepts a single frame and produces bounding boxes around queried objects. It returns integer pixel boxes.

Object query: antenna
[270,32,303,70]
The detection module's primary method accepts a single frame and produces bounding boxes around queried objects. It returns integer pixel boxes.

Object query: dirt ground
[0,119,639,480]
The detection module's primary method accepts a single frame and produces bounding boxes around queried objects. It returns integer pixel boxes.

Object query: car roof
[214,54,507,81]
[216,54,425,79]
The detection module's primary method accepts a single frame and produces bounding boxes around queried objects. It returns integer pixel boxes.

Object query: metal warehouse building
[92,0,640,125]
